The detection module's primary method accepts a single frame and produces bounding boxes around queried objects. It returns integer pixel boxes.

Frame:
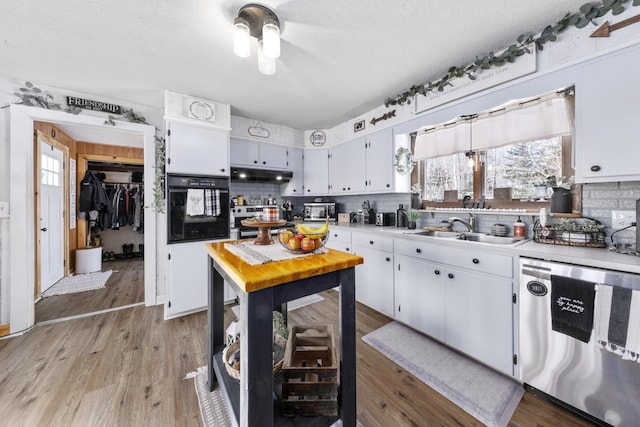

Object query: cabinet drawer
[328,228,351,244]
[447,247,512,277]
[395,239,512,278]
[394,238,439,260]
[353,233,393,252]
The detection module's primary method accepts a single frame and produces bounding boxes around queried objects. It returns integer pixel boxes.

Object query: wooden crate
[281,325,339,417]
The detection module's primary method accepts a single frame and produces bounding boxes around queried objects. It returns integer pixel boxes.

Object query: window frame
[414,135,579,212]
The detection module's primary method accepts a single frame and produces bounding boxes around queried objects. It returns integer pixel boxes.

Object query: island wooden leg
[339,267,357,427]
[240,289,274,426]
[208,258,225,392]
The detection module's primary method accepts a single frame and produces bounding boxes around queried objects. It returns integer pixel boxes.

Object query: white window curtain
[413,88,574,159]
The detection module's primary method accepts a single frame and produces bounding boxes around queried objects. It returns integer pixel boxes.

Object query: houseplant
[407,209,421,230]
[555,218,604,243]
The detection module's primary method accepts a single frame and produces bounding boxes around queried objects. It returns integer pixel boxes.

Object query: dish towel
[186,189,205,216]
[595,284,640,363]
[550,275,596,343]
[203,189,221,217]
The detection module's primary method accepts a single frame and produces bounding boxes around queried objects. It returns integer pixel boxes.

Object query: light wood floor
[35,258,144,323]
[2,262,592,426]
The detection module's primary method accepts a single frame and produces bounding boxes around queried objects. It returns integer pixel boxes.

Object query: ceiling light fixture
[233,4,281,75]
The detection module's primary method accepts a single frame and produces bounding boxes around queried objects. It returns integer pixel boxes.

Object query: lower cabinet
[394,238,514,376]
[443,267,513,375]
[325,228,351,253]
[395,255,445,341]
[166,241,209,318]
[353,233,394,317]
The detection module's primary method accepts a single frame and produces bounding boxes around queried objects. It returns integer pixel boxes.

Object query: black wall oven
[167,174,230,243]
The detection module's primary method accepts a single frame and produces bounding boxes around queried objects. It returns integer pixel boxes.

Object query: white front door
[39,140,65,293]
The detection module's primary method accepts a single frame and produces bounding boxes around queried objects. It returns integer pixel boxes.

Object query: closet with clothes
[79,161,145,262]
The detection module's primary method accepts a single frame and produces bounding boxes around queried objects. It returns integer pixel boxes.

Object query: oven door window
[168,189,229,243]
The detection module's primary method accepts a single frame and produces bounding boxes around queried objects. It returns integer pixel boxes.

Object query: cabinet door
[230,138,260,166]
[329,139,366,194]
[366,128,394,193]
[167,241,209,317]
[395,255,445,341]
[259,143,289,169]
[281,147,304,195]
[354,245,394,317]
[577,44,640,182]
[444,268,513,375]
[167,121,229,176]
[303,149,329,195]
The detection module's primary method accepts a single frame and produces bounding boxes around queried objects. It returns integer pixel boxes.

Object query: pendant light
[257,39,276,75]
[233,17,251,58]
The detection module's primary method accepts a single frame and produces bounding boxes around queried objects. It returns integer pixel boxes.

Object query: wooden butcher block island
[205,241,363,427]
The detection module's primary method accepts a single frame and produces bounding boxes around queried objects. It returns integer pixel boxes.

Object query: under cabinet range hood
[230,166,293,183]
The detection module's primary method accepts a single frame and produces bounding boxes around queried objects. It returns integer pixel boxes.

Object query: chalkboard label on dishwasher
[527,281,548,296]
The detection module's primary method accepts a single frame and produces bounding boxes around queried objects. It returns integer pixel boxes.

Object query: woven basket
[223,335,287,380]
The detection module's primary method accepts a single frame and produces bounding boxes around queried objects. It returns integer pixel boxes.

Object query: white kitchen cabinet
[303,149,329,195]
[230,138,289,170]
[365,128,396,193]
[166,241,209,318]
[166,120,229,176]
[443,266,513,375]
[353,232,394,317]
[394,237,514,375]
[395,253,446,341]
[281,146,304,196]
[329,138,366,194]
[576,44,640,183]
[325,228,351,253]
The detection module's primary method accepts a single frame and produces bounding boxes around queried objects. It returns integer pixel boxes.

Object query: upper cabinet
[329,138,366,194]
[328,128,410,195]
[281,146,304,196]
[166,120,229,176]
[230,138,289,170]
[576,44,640,183]
[303,149,329,195]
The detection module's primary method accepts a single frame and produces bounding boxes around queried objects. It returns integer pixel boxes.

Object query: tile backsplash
[230,181,640,247]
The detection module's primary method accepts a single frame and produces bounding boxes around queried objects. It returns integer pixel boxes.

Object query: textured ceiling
[1,0,589,130]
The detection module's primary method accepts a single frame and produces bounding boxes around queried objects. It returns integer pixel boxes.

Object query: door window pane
[41,153,61,187]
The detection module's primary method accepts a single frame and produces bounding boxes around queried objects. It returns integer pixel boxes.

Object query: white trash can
[76,247,103,274]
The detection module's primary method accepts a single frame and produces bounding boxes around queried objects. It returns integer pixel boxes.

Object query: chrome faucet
[449,214,475,232]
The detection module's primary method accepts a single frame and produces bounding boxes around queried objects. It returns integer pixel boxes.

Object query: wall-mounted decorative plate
[310,130,326,146]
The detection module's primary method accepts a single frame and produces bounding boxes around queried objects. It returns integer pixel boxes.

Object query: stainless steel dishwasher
[519,258,640,426]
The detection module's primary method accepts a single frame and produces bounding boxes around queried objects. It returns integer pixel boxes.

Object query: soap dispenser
[514,216,526,238]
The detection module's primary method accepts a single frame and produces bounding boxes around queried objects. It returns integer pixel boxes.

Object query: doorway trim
[9,104,157,334]
[35,132,70,297]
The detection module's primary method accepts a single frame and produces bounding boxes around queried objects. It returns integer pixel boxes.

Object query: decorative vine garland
[385,0,640,107]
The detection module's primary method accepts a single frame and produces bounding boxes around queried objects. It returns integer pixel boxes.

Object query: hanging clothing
[78,171,113,231]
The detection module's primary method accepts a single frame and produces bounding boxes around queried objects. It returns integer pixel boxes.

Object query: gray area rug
[362,321,524,427]
[42,270,113,297]
[189,365,361,427]
[187,366,233,427]
[231,293,324,318]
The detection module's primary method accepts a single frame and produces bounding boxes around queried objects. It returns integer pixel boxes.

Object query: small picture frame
[354,120,365,132]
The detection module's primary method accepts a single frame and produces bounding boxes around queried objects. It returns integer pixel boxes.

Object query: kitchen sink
[412,230,460,238]
[456,233,522,245]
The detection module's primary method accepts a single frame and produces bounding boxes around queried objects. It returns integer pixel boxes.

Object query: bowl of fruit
[278,222,329,254]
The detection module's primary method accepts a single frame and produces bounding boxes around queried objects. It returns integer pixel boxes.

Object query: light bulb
[468,157,475,168]
[262,17,280,58]
[233,17,251,58]
[257,39,276,75]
